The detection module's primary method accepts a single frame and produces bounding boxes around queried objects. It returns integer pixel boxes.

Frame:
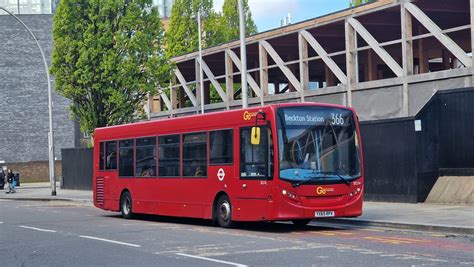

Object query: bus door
[233,125,274,220]
[97,141,119,210]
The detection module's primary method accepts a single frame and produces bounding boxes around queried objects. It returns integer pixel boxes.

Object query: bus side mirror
[251,127,260,145]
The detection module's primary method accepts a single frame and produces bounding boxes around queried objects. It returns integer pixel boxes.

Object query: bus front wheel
[120,191,133,219]
[216,195,234,228]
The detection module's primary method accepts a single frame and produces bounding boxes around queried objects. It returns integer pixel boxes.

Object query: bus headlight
[282,189,298,201]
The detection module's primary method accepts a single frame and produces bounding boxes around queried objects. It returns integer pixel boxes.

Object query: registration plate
[315,211,335,217]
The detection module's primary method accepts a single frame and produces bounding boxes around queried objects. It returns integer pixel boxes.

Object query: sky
[212,0,351,33]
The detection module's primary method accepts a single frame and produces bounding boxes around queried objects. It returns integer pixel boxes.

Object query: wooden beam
[170,88,178,110]
[226,49,263,98]
[300,30,348,84]
[260,40,302,92]
[401,2,414,76]
[417,24,429,74]
[405,2,472,67]
[152,95,161,112]
[174,68,197,107]
[348,17,403,77]
[367,49,378,80]
[401,1,413,117]
[225,51,234,108]
[471,0,474,70]
[199,58,228,102]
[258,45,267,105]
[345,19,356,107]
[159,89,172,111]
[298,32,310,91]
[325,65,336,87]
[195,59,202,112]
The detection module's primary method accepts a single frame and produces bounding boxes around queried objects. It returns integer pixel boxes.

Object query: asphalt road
[0,200,472,266]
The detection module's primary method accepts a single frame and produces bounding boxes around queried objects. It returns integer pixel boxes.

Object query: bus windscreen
[276,106,361,185]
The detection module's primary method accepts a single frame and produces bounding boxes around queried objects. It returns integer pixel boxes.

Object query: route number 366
[330,113,345,126]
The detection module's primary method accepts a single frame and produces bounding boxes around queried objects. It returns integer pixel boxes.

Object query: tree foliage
[50,0,171,135]
[212,0,257,46]
[166,0,257,57]
[166,0,214,57]
[350,0,371,7]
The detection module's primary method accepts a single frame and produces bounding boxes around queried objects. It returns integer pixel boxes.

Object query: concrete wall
[0,14,75,163]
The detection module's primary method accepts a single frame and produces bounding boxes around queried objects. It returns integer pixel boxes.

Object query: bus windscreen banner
[282,107,352,127]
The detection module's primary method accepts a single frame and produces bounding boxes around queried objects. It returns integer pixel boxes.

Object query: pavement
[1,182,473,235]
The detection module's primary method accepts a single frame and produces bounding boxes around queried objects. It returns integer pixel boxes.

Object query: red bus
[93,103,364,227]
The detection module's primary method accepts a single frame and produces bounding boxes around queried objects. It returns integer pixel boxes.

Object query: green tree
[166,0,214,57]
[210,0,257,46]
[166,0,258,55]
[50,0,170,135]
[350,0,371,7]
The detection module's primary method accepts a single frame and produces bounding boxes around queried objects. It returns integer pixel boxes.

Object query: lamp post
[238,0,248,108]
[197,9,204,114]
[0,7,56,196]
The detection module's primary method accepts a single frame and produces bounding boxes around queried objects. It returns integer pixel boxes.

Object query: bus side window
[99,142,105,171]
[210,130,233,165]
[136,137,157,177]
[119,139,134,177]
[158,135,180,177]
[182,133,207,177]
[240,126,269,179]
[105,141,117,170]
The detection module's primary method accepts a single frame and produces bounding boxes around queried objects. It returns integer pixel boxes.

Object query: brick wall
[0,14,75,164]
[3,160,62,183]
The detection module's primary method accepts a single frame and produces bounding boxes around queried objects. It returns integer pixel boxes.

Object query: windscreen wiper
[335,173,350,185]
[292,175,325,188]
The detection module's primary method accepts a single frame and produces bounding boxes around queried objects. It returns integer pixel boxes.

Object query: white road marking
[176,253,247,267]
[79,235,141,248]
[19,225,57,233]
[0,222,3,224]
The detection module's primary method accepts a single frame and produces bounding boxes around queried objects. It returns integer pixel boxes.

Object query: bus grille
[96,177,104,207]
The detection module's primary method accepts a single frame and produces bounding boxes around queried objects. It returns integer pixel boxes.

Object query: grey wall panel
[409,76,471,116]
[353,86,403,121]
[0,15,75,163]
[305,93,345,105]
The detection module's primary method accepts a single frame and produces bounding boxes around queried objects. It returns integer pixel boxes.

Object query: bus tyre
[292,219,311,227]
[216,195,234,228]
[120,191,133,219]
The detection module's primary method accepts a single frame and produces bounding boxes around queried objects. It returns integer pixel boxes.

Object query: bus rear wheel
[216,195,234,228]
[292,219,312,227]
[120,191,133,219]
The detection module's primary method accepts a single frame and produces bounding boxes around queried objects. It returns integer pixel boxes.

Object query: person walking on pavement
[6,169,16,194]
[0,169,5,190]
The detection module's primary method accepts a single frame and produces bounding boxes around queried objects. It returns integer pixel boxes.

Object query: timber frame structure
[150,0,473,121]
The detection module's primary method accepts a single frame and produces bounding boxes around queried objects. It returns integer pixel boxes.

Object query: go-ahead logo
[316,186,334,195]
[243,111,257,121]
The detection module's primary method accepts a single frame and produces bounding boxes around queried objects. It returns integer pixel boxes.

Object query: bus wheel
[292,219,311,227]
[120,191,133,219]
[216,195,234,228]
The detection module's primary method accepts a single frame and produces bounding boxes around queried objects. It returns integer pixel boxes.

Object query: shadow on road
[102,213,352,234]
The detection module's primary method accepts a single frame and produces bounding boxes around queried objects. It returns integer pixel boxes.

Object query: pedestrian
[0,169,5,190]
[6,169,15,194]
